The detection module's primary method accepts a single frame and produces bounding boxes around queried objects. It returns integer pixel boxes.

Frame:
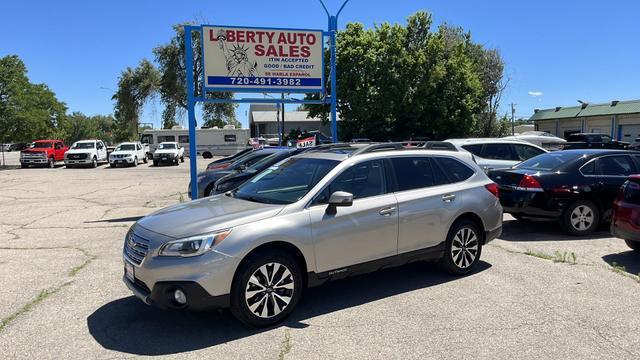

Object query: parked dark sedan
[190,147,290,199]
[611,175,640,252]
[212,148,307,195]
[206,147,254,171]
[489,149,640,235]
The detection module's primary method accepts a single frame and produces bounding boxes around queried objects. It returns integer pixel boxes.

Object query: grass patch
[611,262,627,275]
[178,192,185,203]
[278,329,292,360]
[68,249,97,277]
[0,281,72,333]
[524,250,577,264]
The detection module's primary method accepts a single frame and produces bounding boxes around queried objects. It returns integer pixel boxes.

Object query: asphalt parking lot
[1,158,639,359]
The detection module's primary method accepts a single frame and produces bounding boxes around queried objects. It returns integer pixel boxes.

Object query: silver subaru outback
[123,143,503,327]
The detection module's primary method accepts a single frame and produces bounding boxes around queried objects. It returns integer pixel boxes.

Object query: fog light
[174,289,187,305]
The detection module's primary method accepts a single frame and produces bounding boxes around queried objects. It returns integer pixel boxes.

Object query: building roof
[251,111,339,123]
[530,99,640,121]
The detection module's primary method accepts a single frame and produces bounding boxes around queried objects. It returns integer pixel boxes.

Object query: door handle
[442,194,456,202]
[379,207,397,216]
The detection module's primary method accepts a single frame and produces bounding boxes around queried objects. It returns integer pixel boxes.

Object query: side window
[601,135,612,143]
[319,160,387,202]
[178,135,189,143]
[243,154,269,167]
[461,144,483,157]
[391,157,436,191]
[140,134,153,145]
[596,156,634,176]
[97,142,104,149]
[482,144,517,161]
[137,144,142,150]
[512,144,545,161]
[55,142,63,149]
[581,161,595,175]
[434,157,475,183]
[157,135,175,143]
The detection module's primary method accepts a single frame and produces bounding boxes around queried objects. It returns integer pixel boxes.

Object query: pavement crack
[277,329,292,360]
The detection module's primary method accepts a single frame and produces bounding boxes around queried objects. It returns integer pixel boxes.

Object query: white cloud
[528,91,544,97]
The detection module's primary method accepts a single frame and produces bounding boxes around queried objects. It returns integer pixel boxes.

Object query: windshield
[71,142,95,149]
[116,144,135,151]
[158,143,176,149]
[234,157,338,204]
[516,152,584,171]
[32,142,52,148]
[246,152,286,173]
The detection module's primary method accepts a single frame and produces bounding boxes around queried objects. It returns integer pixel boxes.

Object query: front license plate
[125,262,135,282]
[161,157,167,161]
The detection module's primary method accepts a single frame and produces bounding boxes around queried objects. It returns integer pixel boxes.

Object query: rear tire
[440,219,483,275]
[230,250,302,328]
[625,239,640,253]
[561,200,599,236]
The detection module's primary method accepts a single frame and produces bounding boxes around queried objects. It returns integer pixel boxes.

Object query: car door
[97,141,106,160]
[511,143,546,163]
[594,155,637,213]
[479,143,519,170]
[390,155,465,253]
[54,142,64,160]
[308,159,398,273]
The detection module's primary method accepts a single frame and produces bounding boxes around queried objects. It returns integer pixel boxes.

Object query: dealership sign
[202,25,324,92]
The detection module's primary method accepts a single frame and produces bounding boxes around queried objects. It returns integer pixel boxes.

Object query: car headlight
[216,181,234,192]
[158,230,232,257]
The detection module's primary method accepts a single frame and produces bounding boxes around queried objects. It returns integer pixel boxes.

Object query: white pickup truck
[109,142,149,167]
[153,142,185,166]
[64,139,108,168]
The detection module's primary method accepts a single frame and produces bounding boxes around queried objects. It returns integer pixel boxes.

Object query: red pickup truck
[20,140,69,168]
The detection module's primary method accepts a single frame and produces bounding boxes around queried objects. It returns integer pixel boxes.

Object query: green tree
[153,24,238,129]
[0,55,67,143]
[306,11,501,141]
[112,59,160,141]
[58,112,116,144]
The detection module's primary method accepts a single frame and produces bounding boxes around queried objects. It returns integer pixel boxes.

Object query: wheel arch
[451,212,486,243]
[233,241,309,288]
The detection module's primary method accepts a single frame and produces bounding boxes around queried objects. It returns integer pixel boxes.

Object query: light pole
[319,0,350,143]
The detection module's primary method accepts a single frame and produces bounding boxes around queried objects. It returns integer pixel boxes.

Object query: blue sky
[2,0,639,129]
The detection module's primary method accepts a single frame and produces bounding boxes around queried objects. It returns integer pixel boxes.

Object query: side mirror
[326,191,353,215]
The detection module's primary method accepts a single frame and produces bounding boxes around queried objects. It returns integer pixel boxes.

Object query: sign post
[185,1,350,198]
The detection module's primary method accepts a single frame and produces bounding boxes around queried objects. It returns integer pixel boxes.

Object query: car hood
[22,148,49,153]
[135,194,284,239]
[155,149,178,155]
[66,148,95,154]
[111,150,135,155]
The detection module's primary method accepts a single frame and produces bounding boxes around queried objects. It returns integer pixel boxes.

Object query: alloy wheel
[451,227,479,269]
[570,205,594,231]
[245,262,294,319]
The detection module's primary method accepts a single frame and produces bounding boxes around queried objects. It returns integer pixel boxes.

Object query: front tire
[562,200,599,236]
[153,160,158,167]
[91,157,97,168]
[143,156,148,164]
[109,163,115,168]
[625,239,640,253]
[230,250,302,328]
[133,157,138,167]
[48,157,55,168]
[440,219,483,275]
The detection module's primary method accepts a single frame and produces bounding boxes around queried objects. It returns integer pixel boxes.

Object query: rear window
[157,135,175,143]
[434,157,475,182]
[461,144,483,157]
[482,144,517,161]
[516,152,583,171]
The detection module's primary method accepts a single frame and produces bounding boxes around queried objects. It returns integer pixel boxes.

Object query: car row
[123,142,503,327]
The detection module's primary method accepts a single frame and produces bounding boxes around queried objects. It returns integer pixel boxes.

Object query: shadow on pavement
[602,250,640,275]
[87,261,491,355]
[85,216,144,223]
[499,219,611,242]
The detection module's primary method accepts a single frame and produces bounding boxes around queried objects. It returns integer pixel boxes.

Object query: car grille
[68,153,88,160]
[112,154,127,159]
[21,152,46,159]
[124,232,150,265]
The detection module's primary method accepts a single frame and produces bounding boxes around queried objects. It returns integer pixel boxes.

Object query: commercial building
[248,104,338,138]
[530,99,640,141]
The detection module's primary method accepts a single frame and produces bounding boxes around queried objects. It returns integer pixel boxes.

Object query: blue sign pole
[320,0,350,143]
[184,25,199,199]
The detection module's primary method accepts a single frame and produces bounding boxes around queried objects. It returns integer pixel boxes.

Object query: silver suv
[123,144,503,327]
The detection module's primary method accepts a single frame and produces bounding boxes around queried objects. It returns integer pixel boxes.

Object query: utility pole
[510,103,516,135]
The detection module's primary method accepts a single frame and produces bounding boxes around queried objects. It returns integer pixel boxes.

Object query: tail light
[485,183,499,198]
[517,175,544,192]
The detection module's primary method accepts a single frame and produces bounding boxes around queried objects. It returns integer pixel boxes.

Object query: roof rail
[349,142,405,156]
[423,141,458,151]
[304,142,354,152]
